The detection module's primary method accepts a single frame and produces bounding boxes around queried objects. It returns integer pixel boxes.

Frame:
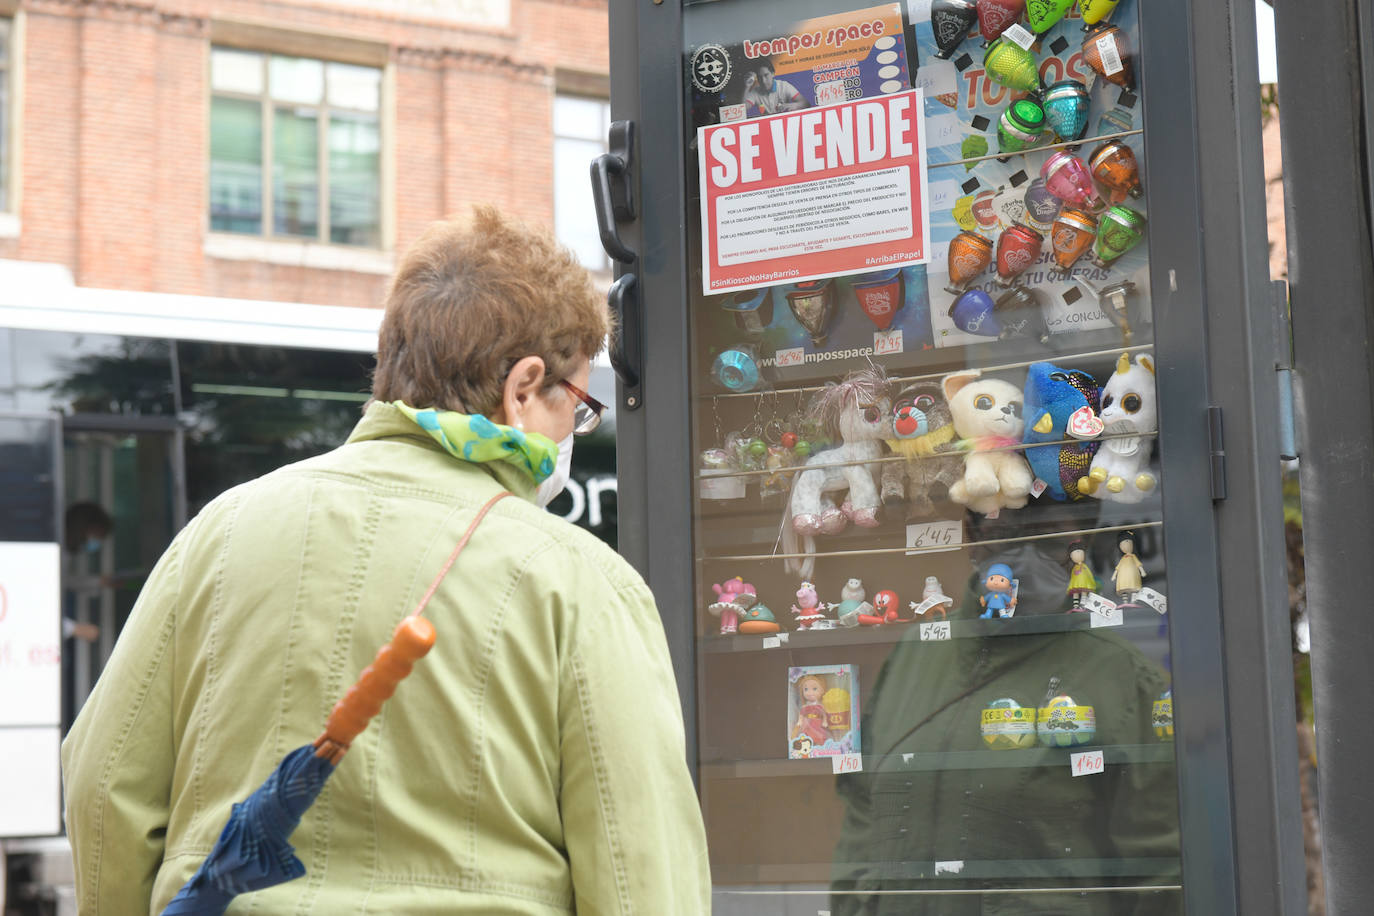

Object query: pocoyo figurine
[980,563,1017,619]
[708,576,757,635]
[1065,539,1098,610]
[1112,529,1146,604]
[829,578,875,628]
[791,674,831,746]
[791,580,827,629]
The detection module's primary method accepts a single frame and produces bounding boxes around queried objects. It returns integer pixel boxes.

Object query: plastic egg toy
[981,698,1038,749]
[1153,690,1174,741]
[1037,694,1097,747]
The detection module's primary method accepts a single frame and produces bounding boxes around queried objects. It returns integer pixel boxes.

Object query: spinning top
[1076,276,1139,343]
[945,230,995,293]
[1041,79,1091,142]
[1080,0,1121,30]
[932,0,979,60]
[1089,138,1143,200]
[995,223,1044,286]
[851,269,905,331]
[1042,151,1105,211]
[971,189,1000,231]
[985,37,1044,94]
[977,0,1025,45]
[994,285,1050,343]
[1048,206,1099,275]
[1022,178,1062,232]
[1083,23,1135,90]
[950,288,1000,336]
[1093,206,1147,266]
[712,347,761,392]
[721,288,774,338]
[1025,0,1073,33]
[997,98,1046,154]
[785,279,838,347]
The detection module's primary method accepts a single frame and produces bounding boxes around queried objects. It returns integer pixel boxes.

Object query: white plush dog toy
[1080,352,1159,504]
[942,369,1033,516]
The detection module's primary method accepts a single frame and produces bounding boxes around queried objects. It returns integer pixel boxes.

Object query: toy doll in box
[788,665,860,758]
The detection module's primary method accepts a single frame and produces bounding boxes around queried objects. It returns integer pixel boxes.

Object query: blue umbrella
[162,747,336,914]
[160,491,510,915]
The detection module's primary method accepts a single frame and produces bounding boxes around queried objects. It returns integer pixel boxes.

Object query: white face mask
[535,433,574,509]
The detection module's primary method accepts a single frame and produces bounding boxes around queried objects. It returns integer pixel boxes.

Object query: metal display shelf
[701,606,1167,654]
[700,743,1176,779]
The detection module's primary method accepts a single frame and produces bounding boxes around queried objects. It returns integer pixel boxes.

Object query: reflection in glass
[273,107,319,238]
[210,96,264,234]
[210,47,263,94]
[10,331,176,416]
[268,55,325,105]
[328,113,380,246]
[326,61,381,112]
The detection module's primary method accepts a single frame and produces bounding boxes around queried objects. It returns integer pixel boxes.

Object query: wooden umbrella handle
[314,616,435,763]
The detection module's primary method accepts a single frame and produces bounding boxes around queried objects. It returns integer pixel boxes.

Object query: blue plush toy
[1022,362,1103,501]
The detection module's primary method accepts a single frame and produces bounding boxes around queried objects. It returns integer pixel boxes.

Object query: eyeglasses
[558,379,608,436]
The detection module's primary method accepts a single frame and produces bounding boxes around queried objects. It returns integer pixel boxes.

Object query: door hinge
[1272,279,1299,460]
[1208,406,1227,501]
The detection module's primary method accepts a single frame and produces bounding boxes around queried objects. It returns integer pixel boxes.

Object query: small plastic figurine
[791,674,832,746]
[1112,529,1146,605]
[737,602,781,635]
[909,575,954,620]
[791,580,827,629]
[829,578,874,628]
[1065,540,1098,610]
[865,589,901,625]
[708,576,757,635]
[979,562,1017,619]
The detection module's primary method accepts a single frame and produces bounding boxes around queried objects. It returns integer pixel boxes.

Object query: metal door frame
[608,0,1303,911]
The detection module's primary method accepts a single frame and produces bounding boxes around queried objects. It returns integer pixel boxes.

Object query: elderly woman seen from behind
[61,206,711,914]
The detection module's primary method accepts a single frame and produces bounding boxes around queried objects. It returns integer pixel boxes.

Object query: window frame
[207,40,389,251]
[553,86,614,277]
[0,10,23,228]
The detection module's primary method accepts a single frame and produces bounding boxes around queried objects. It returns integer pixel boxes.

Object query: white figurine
[1080,353,1159,504]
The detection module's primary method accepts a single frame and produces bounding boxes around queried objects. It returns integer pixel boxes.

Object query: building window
[209,47,381,248]
[1,19,11,214]
[553,94,612,274]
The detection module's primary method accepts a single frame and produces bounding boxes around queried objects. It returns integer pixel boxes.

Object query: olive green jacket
[61,402,710,915]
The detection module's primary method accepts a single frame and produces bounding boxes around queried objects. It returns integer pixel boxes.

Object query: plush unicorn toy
[1079,352,1159,504]
[783,366,892,577]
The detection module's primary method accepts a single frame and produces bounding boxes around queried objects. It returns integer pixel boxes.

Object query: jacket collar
[346,401,539,503]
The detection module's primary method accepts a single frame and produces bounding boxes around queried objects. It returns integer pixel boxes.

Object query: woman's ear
[495,356,547,427]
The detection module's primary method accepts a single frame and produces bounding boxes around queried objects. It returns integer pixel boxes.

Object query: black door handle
[608,272,642,409]
[590,121,637,264]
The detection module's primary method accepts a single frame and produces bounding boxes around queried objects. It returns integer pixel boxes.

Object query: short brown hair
[372,205,610,415]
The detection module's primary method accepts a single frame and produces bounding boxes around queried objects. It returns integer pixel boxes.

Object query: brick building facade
[0,0,610,308]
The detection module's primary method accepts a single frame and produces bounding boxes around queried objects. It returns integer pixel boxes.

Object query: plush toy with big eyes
[942,369,1034,516]
[1023,362,1103,501]
[881,381,965,518]
[1080,352,1159,504]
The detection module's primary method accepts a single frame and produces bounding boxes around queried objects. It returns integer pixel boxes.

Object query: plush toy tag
[1031,478,1049,498]
[1067,406,1105,439]
[1135,587,1168,614]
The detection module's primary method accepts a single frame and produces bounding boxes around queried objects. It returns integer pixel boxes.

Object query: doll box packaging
[788,664,860,759]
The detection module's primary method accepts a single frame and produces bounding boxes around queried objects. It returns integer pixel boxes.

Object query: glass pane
[210,47,263,94]
[0,19,10,64]
[269,55,324,105]
[272,106,319,239]
[683,0,1179,911]
[328,113,380,247]
[553,95,608,141]
[327,62,381,111]
[554,135,609,271]
[209,96,263,234]
[9,330,176,416]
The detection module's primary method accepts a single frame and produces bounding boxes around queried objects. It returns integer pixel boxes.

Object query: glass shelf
[701,743,1174,779]
[716,858,1181,885]
[702,605,1166,653]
